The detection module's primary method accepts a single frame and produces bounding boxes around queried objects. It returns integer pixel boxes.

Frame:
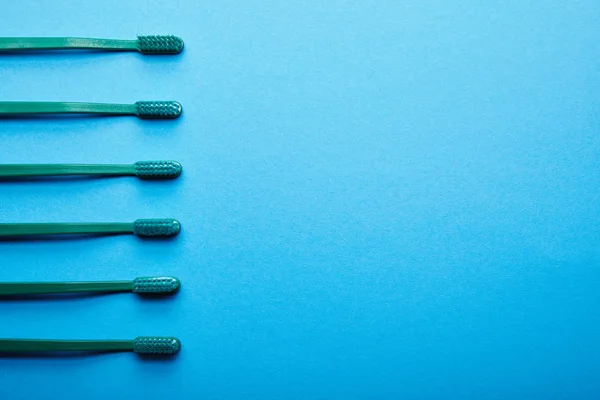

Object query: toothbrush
[0,219,181,238]
[0,101,182,119]
[0,35,184,54]
[0,276,180,296]
[0,337,181,356]
[0,161,182,180]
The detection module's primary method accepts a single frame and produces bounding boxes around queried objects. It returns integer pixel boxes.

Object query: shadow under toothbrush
[0,175,123,183]
[0,49,183,57]
[0,350,121,359]
[0,114,184,127]
[0,175,182,183]
[0,292,117,302]
[0,291,179,302]
[0,233,126,242]
[0,114,120,120]
[0,49,130,58]
[0,351,180,360]
[0,233,180,243]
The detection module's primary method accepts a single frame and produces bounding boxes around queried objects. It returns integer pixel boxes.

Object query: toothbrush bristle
[133,219,181,237]
[133,277,181,294]
[135,101,182,119]
[134,160,182,179]
[137,35,184,54]
[132,337,181,355]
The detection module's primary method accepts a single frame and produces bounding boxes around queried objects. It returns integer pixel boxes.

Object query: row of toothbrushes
[0,35,186,357]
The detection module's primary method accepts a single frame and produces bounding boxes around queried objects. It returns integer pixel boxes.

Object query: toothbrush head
[135,101,182,119]
[132,337,181,355]
[134,161,182,179]
[133,219,181,238]
[137,35,184,54]
[133,276,181,294]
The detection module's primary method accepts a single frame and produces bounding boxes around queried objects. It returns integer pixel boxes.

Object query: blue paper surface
[1,1,599,398]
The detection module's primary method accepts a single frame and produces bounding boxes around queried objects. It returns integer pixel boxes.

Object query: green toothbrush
[0,276,180,296]
[0,161,182,180]
[0,101,182,119]
[0,35,184,54]
[0,337,181,356]
[0,219,181,238]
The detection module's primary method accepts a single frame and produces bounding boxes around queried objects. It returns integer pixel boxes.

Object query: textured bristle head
[133,276,180,294]
[134,160,182,179]
[135,101,182,119]
[133,337,181,355]
[133,219,181,237]
[137,35,184,54]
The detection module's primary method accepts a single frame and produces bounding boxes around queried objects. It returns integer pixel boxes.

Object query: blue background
[0,1,599,398]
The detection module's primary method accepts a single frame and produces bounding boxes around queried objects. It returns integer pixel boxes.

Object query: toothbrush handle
[0,102,135,115]
[0,339,133,353]
[0,222,133,237]
[0,281,133,296]
[0,164,135,178]
[0,37,136,51]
